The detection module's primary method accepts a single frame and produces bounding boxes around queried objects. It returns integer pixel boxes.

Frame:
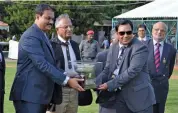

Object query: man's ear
[35,14,40,20]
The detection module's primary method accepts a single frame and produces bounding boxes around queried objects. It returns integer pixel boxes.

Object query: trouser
[99,105,116,113]
[0,94,4,113]
[13,100,47,113]
[49,86,78,113]
[115,92,153,113]
[153,102,166,113]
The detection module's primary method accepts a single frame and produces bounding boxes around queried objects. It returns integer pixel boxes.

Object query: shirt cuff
[62,72,70,85]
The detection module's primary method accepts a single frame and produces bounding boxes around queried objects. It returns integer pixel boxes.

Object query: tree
[0,1,150,38]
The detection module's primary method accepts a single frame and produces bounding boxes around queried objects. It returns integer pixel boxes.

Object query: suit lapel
[43,34,56,60]
[111,44,120,70]
[118,46,131,74]
[159,42,169,73]
[148,40,157,74]
[70,41,81,60]
[33,24,56,60]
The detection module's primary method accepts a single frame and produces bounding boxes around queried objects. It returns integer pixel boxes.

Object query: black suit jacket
[51,37,93,106]
[50,37,80,104]
[0,45,5,113]
[146,39,176,103]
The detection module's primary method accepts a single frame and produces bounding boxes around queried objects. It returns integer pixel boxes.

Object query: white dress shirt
[138,36,147,41]
[113,42,126,76]
[58,35,77,75]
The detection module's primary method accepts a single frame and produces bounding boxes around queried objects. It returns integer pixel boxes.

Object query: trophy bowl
[73,61,103,89]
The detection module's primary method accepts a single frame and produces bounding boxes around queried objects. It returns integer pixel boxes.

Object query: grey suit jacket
[9,24,67,104]
[96,38,155,112]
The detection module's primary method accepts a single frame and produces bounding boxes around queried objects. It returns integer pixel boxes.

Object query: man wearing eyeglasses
[47,14,91,113]
[137,24,150,43]
[146,22,176,113]
[79,30,100,61]
[96,19,155,113]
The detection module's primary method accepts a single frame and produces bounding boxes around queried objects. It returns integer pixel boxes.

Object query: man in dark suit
[95,29,118,113]
[96,19,155,113]
[137,24,150,43]
[9,4,84,113]
[146,22,176,113]
[47,14,81,113]
[0,45,5,113]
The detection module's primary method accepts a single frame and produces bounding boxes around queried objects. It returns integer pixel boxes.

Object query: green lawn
[172,69,178,76]
[4,61,178,113]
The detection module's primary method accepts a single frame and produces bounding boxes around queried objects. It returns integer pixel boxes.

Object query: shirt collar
[153,38,164,46]
[58,35,70,44]
[138,36,147,41]
[119,42,127,48]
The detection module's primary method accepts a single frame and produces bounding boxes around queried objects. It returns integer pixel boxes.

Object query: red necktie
[154,43,161,72]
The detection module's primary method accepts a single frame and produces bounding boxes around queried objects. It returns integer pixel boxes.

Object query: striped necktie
[154,43,161,72]
[117,46,126,67]
[62,42,72,69]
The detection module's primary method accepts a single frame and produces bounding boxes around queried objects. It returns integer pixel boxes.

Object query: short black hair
[35,4,55,16]
[137,24,146,30]
[115,19,133,32]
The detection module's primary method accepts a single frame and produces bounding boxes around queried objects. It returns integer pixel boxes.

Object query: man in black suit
[146,22,176,113]
[48,14,87,113]
[0,45,5,113]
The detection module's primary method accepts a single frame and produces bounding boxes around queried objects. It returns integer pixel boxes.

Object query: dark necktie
[154,43,161,72]
[117,46,126,67]
[61,42,72,69]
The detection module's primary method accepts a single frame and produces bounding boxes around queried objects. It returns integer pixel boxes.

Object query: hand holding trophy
[73,61,102,89]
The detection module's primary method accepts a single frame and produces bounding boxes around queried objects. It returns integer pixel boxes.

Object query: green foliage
[0,1,149,38]
[3,2,34,37]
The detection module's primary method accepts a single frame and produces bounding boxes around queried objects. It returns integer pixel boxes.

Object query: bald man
[146,22,176,113]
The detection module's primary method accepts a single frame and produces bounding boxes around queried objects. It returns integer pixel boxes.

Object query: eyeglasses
[58,25,74,30]
[118,31,132,36]
[153,28,165,33]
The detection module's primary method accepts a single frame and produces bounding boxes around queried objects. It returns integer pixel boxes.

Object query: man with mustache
[146,22,176,113]
[96,19,155,113]
[9,4,84,113]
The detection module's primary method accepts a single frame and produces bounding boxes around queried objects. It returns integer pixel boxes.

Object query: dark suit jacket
[96,38,156,112]
[9,24,67,104]
[50,37,93,106]
[50,37,81,70]
[0,45,5,113]
[146,39,176,103]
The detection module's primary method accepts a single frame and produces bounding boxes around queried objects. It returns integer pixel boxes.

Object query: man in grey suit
[96,19,155,113]
[146,22,176,113]
[9,4,84,113]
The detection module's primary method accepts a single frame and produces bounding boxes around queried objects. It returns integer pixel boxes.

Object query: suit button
[163,75,165,77]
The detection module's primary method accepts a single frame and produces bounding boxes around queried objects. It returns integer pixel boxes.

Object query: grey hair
[55,14,70,28]
[153,21,168,32]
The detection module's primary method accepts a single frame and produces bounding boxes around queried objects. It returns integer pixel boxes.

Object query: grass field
[4,61,178,113]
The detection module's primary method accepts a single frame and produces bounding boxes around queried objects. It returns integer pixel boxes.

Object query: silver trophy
[73,61,103,89]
